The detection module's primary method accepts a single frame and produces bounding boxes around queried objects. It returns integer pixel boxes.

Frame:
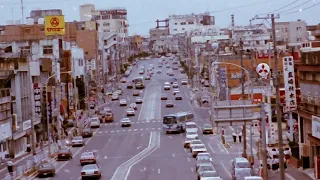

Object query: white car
[80,151,96,165]
[81,164,101,179]
[135,97,143,104]
[164,85,171,90]
[111,94,119,101]
[184,137,196,148]
[186,122,198,133]
[90,117,100,128]
[119,99,127,106]
[115,89,123,95]
[192,144,207,158]
[186,131,199,139]
[164,82,170,85]
[199,171,221,180]
[121,118,131,127]
[173,89,180,95]
[71,136,85,147]
[190,140,204,152]
[181,79,188,85]
[172,82,179,88]
[196,152,213,162]
[126,108,135,116]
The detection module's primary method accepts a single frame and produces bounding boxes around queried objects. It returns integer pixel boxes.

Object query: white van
[90,117,100,128]
[185,122,198,132]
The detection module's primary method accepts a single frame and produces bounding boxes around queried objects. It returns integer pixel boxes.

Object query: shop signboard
[312,115,320,139]
[68,83,74,110]
[33,83,42,118]
[282,56,297,112]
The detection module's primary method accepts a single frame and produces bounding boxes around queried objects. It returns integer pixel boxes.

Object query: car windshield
[82,164,98,170]
[122,118,130,122]
[203,124,212,128]
[127,108,133,111]
[74,136,83,140]
[163,116,177,124]
[91,118,99,122]
[187,131,197,135]
[199,165,215,172]
[202,171,218,177]
[186,137,195,141]
[191,140,202,144]
[194,145,206,149]
[82,152,94,157]
[40,163,52,168]
[187,124,197,129]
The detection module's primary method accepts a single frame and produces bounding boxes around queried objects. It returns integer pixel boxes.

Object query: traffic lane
[98,132,150,180]
[128,132,196,180]
[47,128,112,180]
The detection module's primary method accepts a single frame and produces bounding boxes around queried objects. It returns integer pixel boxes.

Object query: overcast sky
[0,0,319,35]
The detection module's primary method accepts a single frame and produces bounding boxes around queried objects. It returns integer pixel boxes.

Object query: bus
[132,77,144,89]
[162,112,195,133]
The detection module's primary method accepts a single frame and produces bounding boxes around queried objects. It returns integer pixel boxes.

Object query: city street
[28,57,310,180]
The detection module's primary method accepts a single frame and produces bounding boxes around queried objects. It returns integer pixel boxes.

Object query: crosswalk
[96,127,163,134]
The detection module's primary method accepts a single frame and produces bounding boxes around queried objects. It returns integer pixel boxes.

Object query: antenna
[12,7,14,22]
[21,0,24,24]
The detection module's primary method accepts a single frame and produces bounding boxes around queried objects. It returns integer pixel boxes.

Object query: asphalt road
[30,57,311,180]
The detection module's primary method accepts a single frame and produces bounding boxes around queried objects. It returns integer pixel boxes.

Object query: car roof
[186,122,197,125]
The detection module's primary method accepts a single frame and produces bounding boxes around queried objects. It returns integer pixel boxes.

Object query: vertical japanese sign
[282,56,297,111]
[33,83,42,118]
[219,67,227,100]
[68,83,74,110]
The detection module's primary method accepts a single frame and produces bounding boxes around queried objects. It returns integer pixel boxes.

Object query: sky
[0,0,319,35]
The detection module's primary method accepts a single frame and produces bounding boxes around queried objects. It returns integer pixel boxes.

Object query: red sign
[280,88,301,105]
[229,93,263,104]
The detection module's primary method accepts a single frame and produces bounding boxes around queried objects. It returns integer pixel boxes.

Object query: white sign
[23,120,31,131]
[312,116,320,139]
[231,73,242,79]
[282,56,297,110]
[33,83,41,118]
[0,122,12,141]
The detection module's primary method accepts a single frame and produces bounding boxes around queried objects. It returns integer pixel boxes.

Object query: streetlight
[45,71,72,156]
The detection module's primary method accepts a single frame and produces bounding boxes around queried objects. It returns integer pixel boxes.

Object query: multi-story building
[149,27,170,41]
[28,9,62,23]
[80,4,128,40]
[297,41,320,169]
[168,12,215,35]
[307,24,320,40]
[275,20,308,45]
[0,88,12,159]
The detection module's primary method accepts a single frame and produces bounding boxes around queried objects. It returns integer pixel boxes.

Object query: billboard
[45,15,65,36]
[282,56,297,111]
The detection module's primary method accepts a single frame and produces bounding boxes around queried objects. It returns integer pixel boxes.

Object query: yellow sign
[44,15,65,36]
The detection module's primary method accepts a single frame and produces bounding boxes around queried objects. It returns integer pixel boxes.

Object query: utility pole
[28,55,36,156]
[240,38,247,158]
[271,13,285,180]
[20,0,24,24]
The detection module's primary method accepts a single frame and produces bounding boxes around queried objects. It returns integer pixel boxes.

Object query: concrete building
[149,27,170,41]
[28,9,63,23]
[307,24,320,40]
[168,12,215,35]
[297,41,320,169]
[79,4,128,40]
[275,20,308,45]
[0,88,12,160]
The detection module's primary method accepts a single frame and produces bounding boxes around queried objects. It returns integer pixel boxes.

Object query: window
[43,45,53,55]
[297,27,301,31]
[188,22,194,24]
[181,22,186,25]
[175,23,177,25]
[21,46,31,55]
[104,40,108,45]
[173,29,177,31]
[39,27,45,32]
[24,28,31,33]
[103,22,110,26]
[297,38,302,42]
[256,40,260,45]
[182,28,185,30]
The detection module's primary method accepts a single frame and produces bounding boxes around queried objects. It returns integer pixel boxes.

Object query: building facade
[297,41,320,169]
[275,20,308,45]
[0,88,12,160]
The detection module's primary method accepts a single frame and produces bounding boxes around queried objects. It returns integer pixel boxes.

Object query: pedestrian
[238,132,242,143]
[232,132,237,143]
[39,139,44,152]
[7,160,13,178]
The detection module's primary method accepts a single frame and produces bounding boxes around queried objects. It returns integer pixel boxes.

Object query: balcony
[301,95,320,107]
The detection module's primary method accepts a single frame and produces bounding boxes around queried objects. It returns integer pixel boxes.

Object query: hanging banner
[219,67,227,100]
[68,83,74,110]
[33,83,42,118]
[282,56,297,112]
[44,15,65,36]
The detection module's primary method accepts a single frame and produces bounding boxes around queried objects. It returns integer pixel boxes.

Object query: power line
[284,1,320,14]
[276,0,313,13]
[0,0,79,5]
[208,0,278,13]
[267,0,299,13]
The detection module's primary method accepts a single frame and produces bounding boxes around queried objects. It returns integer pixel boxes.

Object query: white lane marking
[229,126,234,131]
[116,130,120,133]
[158,168,160,174]
[105,131,108,133]
[285,173,297,180]
[208,144,216,154]
[220,141,230,154]
[134,129,137,131]
[99,131,102,134]
[184,148,187,152]
[152,128,155,130]
[128,129,132,132]
[221,160,232,178]
[190,167,194,172]
[111,130,114,133]
[187,157,191,162]
[172,153,175,157]
[140,128,144,131]
[123,130,126,132]
[157,128,161,130]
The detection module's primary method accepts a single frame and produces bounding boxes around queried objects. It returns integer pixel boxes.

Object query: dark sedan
[82,128,93,138]
[57,148,73,161]
[37,162,55,177]
[202,124,214,134]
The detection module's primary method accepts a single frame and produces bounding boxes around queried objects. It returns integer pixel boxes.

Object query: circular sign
[50,17,60,27]
[256,63,270,78]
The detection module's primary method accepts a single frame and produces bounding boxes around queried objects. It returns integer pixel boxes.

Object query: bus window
[163,116,176,124]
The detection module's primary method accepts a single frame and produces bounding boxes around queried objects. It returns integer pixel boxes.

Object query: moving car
[161,93,168,100]
[196,153,213,162]
[181,79,188,85]
[126,108,135,116]
[139,70,144,74]
[57,148,73,160]
[197,163,216,180]
[82,128,93,138]
[37,162,55,177]
[164,85,171,90]
[186,122,198,133]
[166,100,174,107]
[127,83,133,89]
[135,97,143,104]
[190,140,204,152]
[130,103,137,110]
[172,82,179,88]
[173,88,180,95]
[120,99,127,106]
[120,78,126,83]
[80,151,96,166]
[157,70,162,74]
[104,112,114,122]
[175,93,182,100]
[199,171,220,180]
[121,118,131,127]
[115,89,123,95]
[196,156,213,171]
[81,164,102,180]
[90,117,100,128]
[184,137,196,148]
[202,124,214,134]
[186,130,199,139]
[192,144,207,158]
[133,90,140,96]
[72,136,85,147]
[111,94,119,101]
[144,76,151,80]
